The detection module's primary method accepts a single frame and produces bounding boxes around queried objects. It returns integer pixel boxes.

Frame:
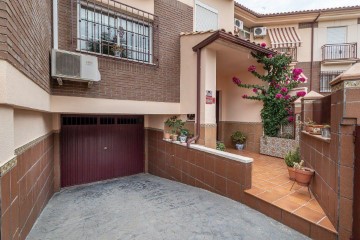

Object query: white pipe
[53,0,58,49]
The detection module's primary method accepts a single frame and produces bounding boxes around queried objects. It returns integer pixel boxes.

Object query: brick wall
[147,129,252,202]
[296,61,321,92]
[218,122,263,153]
[54,0,193,102]
[0,0,52,92]
[1,134,54,240]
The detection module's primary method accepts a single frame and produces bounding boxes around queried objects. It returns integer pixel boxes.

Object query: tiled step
[243,189,337,240]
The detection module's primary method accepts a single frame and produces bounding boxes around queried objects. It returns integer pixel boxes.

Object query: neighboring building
[234,3,360,94]
[0,0,359,239]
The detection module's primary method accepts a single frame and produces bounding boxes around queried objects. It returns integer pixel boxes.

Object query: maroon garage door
[61,115,144,187]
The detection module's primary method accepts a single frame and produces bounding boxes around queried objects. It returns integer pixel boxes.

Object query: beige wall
[217,66,264,123]
[14,109,53,149]
[146,114,188,130]
[194,0,234,32]
[180,33,213,114]
[0,106,15,166]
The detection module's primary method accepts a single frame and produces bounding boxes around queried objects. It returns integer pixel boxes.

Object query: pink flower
[275,93,283,99]
[288,109,293,114]
[281,87,288,93]
[260,43,267,47]
[267,54,273,58]
[296,91,306,97]
[299,77,306,83]
[242,94,248,98]
[232,77,241,85]
[292,68,303,76]
[275,84,281,89]
[248,65,256,72]
[288,116,295,122]
[253,88,258,93]
[284,95,291,100]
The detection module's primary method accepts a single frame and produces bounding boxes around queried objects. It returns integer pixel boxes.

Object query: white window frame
[76,2,153,64]
[194,0,219,32]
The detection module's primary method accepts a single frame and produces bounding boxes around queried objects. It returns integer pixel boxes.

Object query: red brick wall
[1,134,54,240]
[54,0,193,102]
[0,0,52,92]
[147,129,252,202]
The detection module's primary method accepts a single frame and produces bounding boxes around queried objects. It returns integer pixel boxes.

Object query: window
[320,71,344,92]
[195,1,218,31]
[327,27,347,44]
[78,5,152,63]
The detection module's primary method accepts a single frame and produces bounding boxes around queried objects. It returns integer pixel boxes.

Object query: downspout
[53,0,59,49]
[187,49,201,147]
[310,11,321,91]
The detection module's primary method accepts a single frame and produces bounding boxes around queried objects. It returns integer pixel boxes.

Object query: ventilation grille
[62,116,97,125]
[118,118,143,125]
[55,51,81,77]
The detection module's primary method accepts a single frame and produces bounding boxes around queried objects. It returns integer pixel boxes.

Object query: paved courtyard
[27,174,309,240]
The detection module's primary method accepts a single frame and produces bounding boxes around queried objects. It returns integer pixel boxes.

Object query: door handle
[104,147,108,150]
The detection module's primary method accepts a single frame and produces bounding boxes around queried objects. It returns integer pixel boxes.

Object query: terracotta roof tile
[234,2,360,17]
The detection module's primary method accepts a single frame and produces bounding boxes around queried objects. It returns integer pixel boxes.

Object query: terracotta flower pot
[287,167,296,180]
[164,132,171,139]
[295,167,315,186]
[305,125,313,133]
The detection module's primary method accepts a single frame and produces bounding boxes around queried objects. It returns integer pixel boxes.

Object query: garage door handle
[104,147,108,150]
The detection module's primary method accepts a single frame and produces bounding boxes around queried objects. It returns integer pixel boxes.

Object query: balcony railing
[274,47,297,62]
[320,71,344,92]
[321,43,357,61]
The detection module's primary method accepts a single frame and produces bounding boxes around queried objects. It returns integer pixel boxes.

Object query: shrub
[231,131,247,144]
[216,141,226,151]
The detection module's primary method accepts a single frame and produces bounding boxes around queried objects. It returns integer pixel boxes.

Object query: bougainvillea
[232,49,305,137]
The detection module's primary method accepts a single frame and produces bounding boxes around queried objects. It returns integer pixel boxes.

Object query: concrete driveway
[27,174,309,240]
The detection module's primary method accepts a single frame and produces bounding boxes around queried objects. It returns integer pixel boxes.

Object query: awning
[268,27,302,48]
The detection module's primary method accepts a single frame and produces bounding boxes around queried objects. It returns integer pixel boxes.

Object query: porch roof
[186,30,276,54]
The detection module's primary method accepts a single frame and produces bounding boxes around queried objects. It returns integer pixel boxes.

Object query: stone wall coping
[163,139,253,164]
[301,131,331,143]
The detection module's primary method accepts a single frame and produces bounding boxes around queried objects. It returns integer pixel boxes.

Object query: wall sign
[206,90,214,104]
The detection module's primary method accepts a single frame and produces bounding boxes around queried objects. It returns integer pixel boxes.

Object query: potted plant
[284,148,301,180]
[179,128,189,143]
[321,124,331,138]
[216,141,226,151]
[293,160,315,186]
[231,131,247,150]
[164,116,185,141]
[302,119,316,133]
[112,45,125,57]
[164,117,176,140]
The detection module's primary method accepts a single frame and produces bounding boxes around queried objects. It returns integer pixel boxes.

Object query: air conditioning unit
[253,27,267,37]
[51,49,101,86]
[234,18,244,30]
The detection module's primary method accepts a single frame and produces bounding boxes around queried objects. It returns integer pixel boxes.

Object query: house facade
[0,0,359,239]
[235,3,360,94]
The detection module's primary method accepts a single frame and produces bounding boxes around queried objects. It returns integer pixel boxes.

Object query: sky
[235,0,360,14]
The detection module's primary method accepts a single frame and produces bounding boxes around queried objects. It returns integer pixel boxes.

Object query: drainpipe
[53,0,59,49]
[187,49,201,147]
[310,12,321,91]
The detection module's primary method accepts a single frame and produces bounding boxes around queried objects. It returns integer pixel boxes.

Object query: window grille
[74,0,158,64]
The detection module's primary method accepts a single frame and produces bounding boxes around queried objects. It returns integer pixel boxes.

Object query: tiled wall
[300,133,337,227]
[300,85,359,239]
[54,0,193,103]
[218,122,263,153]
[147,129,252,202]
[0,0,52,92]
[1,134,54,240]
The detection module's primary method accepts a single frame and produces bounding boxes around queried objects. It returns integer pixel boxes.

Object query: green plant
[180,128,189,136]
[231,131,247,144]
[233,51,305,137]
[284,148,301,167]
[164,116,185,135]
[323,124,330,128]
[216,141,226,151]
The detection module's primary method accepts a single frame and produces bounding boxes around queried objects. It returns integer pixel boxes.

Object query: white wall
[14,109,53,149]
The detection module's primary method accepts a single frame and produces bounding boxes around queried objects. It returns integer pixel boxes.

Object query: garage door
[61,115,144,187]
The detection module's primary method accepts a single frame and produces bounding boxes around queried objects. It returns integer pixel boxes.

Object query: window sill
[76,49,157,67]
[301,131,331,143]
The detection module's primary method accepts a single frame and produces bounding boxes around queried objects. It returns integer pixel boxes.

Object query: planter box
[260,136,298,158]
